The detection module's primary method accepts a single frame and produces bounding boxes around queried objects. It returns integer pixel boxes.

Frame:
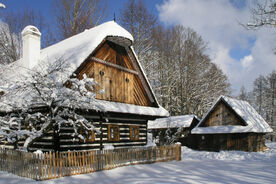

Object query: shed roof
[0,21,168,117]
[148,115,199,129]
[192,96,272,134]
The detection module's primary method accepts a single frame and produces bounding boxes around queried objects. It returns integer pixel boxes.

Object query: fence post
[175,143,181,161]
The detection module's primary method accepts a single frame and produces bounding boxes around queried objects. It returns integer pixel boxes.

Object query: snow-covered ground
[1,143,276,184]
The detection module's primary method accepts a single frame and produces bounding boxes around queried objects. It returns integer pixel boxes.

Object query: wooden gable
[200,100,246,127]
[76,40,155,107]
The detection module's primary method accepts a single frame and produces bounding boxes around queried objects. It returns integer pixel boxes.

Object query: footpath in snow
[0,142,276,184]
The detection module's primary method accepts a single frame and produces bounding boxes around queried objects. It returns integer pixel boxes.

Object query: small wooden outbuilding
[148,115,200,146]
[191,96,272,152]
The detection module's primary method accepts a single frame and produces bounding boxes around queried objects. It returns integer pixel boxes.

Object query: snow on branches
[0,58,101,151]
[247,0,276,28]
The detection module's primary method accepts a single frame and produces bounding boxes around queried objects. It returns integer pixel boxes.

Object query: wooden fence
[0,144,181,180]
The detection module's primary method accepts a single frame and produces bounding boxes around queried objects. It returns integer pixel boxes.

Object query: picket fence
[0,144,181,180]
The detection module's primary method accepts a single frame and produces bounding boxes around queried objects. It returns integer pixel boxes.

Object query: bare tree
[238,86,249,101]
[119,0,157,76]
[247,0,276,28]
[0,9,50,65]
[245,71,276,141]
[252,75,267,116]
[119,0,230,117]
[53,0,107,40]
[0,21,21,65]
[152,25,230,117]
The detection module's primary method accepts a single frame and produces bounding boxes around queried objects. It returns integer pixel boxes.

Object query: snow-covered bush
[146,132,156,147]
[103,144,114,150]
[0,58,101,151]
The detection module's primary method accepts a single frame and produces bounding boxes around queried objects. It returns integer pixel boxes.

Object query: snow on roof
[148,115,198,129]
[0,21,168,117]
[1,21,134,83]
[22,25,41,36]
[39,21,133,77]
[192,96,273,134]
[94,99,169,117]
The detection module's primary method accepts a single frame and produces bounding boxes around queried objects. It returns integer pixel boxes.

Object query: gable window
[130,125,139,141]
[108,125,120,141]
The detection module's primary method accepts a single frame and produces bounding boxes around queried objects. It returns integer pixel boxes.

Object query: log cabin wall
[201,101,244,127]
[0,128,57,152]
[26,113,148,152]
[189,133,266,152]
[28,130,56,152]
[0,113,148,152]
[56,117,147,152]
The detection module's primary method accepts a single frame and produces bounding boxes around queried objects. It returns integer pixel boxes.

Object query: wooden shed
[0,21,169,152]
[190,96,272,152]
[148,115,199,146]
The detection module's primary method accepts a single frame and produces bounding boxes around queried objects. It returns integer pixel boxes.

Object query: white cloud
[157,0,276,95]
[241,55,254,68]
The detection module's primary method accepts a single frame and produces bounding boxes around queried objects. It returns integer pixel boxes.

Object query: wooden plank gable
[200,100,246,127]
[75,40,154,107]
[94,41,135,70]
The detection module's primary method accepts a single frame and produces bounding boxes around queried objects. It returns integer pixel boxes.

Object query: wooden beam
[91,57,138,75]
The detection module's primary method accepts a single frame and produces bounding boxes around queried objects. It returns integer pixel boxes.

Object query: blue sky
[1,0,275,94]
[0,0,161,26]
[1,0,252,63]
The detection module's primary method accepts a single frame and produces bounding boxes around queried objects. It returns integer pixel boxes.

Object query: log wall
[189,133,267,152]
[25,113,148,152]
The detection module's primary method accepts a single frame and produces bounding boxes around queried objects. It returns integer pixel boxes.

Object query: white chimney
[21,25,41,69]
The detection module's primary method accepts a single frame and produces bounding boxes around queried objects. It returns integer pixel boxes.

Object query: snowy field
[1,143,276,184]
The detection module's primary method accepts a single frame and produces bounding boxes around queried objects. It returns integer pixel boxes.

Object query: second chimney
[21,25,41,69]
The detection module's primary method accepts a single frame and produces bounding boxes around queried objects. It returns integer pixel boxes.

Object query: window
[80,129,95,143]
[130,125,139,141]
[108,125,120,141]
[86,131,95,142]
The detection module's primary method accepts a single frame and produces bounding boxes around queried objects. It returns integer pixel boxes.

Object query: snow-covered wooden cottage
[0,21,168,152]
[191,96,272,152]
[148,115,199,146]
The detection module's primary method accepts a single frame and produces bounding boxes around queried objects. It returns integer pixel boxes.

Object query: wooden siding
[93,40,135,70]
[76,40,152,106]
[93,62,134,103]
[201,101,244,127]
[189,133,267,152]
